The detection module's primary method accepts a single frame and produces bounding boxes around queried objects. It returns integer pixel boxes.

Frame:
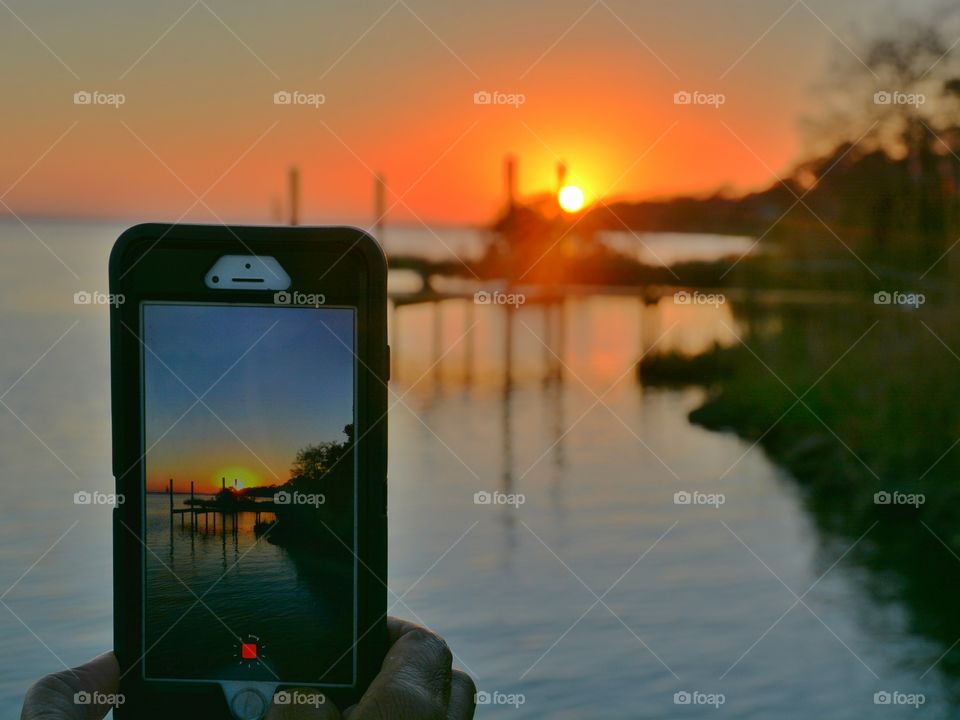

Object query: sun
[211,465,263,492]
[558,185,585,213]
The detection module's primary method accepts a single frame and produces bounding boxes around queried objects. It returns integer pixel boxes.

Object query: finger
[350,622,453,719]
[265,688,341,720]
[446,670,477,720]
[381,625,453,702]
[21,652,120,720]
[386,616,422,645]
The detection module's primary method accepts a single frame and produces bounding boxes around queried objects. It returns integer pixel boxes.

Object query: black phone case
[108,224,388,718]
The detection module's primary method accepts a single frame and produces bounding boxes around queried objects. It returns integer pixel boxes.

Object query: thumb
[21,652,120,720]
[265,689,341,720]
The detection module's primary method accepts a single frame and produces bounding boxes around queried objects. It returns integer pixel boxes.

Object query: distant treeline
[586,130,960,276]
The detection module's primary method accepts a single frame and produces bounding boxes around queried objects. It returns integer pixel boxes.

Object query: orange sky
[0,0,942,225]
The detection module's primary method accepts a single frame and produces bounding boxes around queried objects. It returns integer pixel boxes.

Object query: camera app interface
[141,303,357,685]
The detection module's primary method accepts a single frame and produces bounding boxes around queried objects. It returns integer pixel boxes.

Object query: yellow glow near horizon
[211,466,263,491]
[558,185,585,213]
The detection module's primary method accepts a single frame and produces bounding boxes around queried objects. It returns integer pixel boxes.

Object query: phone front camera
[212,275,219,283]
[244,263,251,269]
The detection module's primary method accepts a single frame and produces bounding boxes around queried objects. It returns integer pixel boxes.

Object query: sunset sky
[142,304,354,494]
[0,0,949,224]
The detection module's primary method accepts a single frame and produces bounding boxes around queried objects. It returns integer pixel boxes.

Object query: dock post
[464,299,474,384]
[433,300,442,386]
[288,166,300,226]
[504,303,514,389]
[543,302,553,382]
[374,174,387,237]
[556,297,566,382]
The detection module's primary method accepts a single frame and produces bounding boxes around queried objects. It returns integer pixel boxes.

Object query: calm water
[0,219,951,718]
[143,495,354,684]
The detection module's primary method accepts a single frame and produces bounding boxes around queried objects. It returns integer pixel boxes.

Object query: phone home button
[231,688,267,720]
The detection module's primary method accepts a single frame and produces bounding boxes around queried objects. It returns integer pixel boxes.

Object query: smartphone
[109,224,388,719]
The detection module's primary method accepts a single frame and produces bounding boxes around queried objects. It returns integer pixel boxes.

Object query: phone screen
[139,302,357,686]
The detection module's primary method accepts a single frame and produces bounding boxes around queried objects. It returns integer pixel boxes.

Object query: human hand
[267,617,475,720]
[21,651,120,720]
[21,618,475,720]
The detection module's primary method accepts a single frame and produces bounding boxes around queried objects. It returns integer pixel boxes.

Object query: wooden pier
[167,478,280,535]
